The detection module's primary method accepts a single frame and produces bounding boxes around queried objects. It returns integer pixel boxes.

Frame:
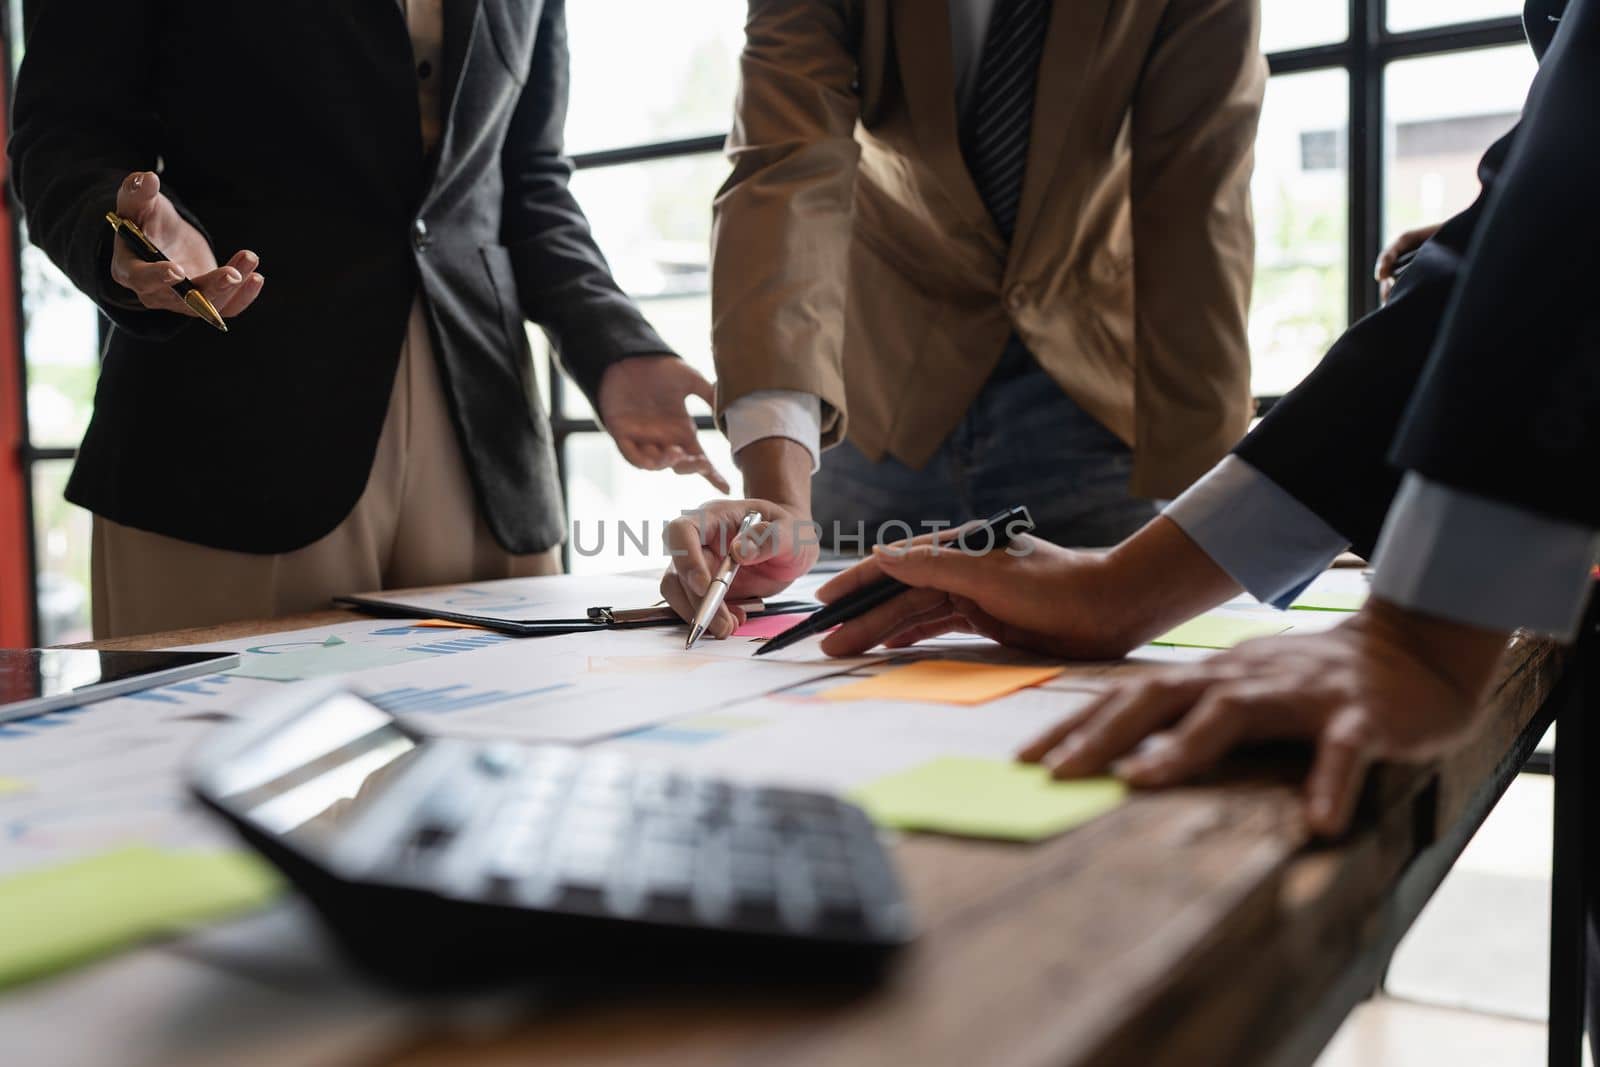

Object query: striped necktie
[963,0,1052,241]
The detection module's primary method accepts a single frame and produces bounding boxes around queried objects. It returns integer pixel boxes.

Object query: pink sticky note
[734,612,819,639]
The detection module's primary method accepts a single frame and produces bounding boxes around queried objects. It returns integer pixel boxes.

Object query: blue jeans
[813,339,1156,550]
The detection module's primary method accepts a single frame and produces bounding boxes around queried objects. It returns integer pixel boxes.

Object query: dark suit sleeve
[9,0,209,341]
[1230,204,1481,557]
[1389,0,1600,529]
[499,0,673,408]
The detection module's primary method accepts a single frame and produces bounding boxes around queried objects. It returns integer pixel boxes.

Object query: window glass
[561,152,728,419]
[564,431,737,576]
[1388,0,1524,33]
[1249,69,1350,398]
[1260,0,1348,53]
[21,245,100,449]
[563,1,745,154]
[1383,46,1538,239]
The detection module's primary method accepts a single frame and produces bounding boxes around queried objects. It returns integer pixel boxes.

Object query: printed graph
[364,682,573,715]
[127,673,241,705]
[0,705,89,740]
[442,587,547,613]
[231,636,423,683]
[406,633,514,656]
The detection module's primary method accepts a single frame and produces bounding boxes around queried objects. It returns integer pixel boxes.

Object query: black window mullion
[547,350,572,570]
[1349,0,1386,326]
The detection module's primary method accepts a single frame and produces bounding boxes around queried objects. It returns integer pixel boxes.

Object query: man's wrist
[1357,597,1510,705]
[1096,516,1247,650]
[736,437,813,515]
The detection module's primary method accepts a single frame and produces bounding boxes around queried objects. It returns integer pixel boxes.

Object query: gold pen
[686,510,763,649]
[104,211,229,332]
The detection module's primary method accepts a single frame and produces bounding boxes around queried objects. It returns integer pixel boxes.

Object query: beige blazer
[711,0,1267,497]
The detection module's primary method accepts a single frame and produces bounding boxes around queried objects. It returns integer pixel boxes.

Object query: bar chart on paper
[404,633,515,656]
[363,682,574,716]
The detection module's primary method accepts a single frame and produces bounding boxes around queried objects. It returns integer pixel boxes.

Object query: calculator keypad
[416,744,906,945]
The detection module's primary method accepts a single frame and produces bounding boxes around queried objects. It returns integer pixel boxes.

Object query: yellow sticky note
[1150,614,1292,650]
[0,778,29,796]
[1290,588,1368,612]
[850,757,1125,841]
[822,660,1065,706]
[0,847,282,990]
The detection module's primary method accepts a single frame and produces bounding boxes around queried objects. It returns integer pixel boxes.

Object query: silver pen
[686,510,762,649]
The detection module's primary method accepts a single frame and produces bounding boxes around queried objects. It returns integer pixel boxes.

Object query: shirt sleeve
[723,389,823,473]
[1371,473,1599,640]
[1163,455,1351,608]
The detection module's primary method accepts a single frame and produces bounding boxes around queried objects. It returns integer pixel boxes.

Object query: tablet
[0,649,241,726]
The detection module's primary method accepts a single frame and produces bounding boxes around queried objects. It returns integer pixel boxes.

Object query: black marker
[753,505,1035,657]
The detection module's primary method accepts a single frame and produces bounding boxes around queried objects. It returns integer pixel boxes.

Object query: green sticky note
[0,777,29,796]
[231,637,423,682]
[849,757,1126,842]
[1290,588,1368,612]
[1149,614,1292,650]
[0,847,282,990]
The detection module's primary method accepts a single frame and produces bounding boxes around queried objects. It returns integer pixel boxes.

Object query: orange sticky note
[822,660,1064,706]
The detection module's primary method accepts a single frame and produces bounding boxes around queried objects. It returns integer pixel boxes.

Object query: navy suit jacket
[1236,0,1598,554]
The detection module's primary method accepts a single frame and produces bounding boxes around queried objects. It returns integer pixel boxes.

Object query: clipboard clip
[587,599,766,626]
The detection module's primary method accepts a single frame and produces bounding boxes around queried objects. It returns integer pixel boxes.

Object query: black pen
[753,505,1036,657]
[104,211,228,332]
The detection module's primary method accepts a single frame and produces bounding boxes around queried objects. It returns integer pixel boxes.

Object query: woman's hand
[597,355,730,493]
[1374,222,1442,303]
[109,171,263,319]
[1019,600,1510,836]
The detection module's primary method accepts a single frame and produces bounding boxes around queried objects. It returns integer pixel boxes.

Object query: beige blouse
[398,0,445,154]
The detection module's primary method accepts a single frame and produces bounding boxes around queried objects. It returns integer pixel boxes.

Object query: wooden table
[86,610,1575,1067]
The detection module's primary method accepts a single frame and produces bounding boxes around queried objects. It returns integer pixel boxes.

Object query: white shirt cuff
[1371,473,1599,640]
[723,390,823,473]
[1163,455,1351,608]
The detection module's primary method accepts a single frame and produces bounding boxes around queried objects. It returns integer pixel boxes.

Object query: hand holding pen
[686,510,764,649]
[107,171,263,328]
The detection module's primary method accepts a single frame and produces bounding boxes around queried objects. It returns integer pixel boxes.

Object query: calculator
[188,685,912,989]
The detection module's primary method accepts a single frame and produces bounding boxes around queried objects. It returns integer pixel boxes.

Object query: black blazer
[1236,0,1598,554]
[9,0,669,555]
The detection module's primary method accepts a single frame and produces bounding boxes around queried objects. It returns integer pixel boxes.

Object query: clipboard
[335,574,820,637]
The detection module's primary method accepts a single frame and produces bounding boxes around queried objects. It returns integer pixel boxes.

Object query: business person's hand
[1019,599,1510,837]
[659,437,820,634]
[660,498,820,638]
[815,516,1242,660]
[814,532,1134,659]
[109,171,264,319]
[598,356,730,493]
[1374,222,1442,303]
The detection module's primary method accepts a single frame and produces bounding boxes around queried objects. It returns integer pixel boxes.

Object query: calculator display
[204,692,422,853]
